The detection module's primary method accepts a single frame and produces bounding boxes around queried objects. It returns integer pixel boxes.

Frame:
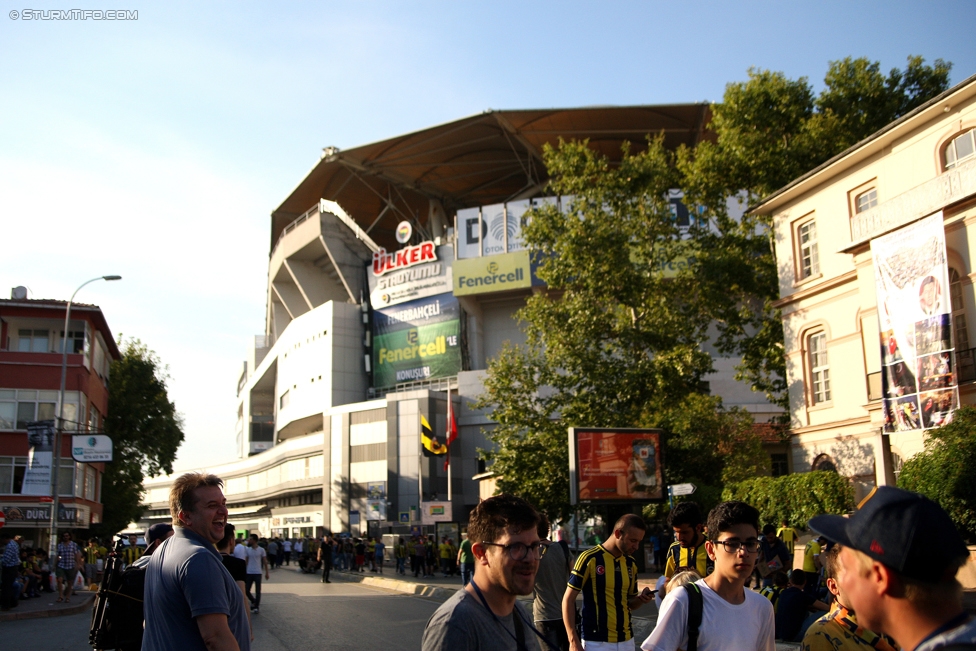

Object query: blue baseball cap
[809,486,968,583]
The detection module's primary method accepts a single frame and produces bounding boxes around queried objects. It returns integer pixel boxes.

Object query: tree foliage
[899,406,976,541]
[721,471,855,530]
[476,56,952,523]
[97,338,184,536]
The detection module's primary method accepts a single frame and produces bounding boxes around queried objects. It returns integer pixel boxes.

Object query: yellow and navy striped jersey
[567,544,639,643]
[759,585,783,612]
[777,526,797,554]
[84,546,100,565]
[123,546,143,566]
[663,540,713,579]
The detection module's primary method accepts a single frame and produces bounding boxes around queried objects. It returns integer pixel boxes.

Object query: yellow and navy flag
[421,414,447,457]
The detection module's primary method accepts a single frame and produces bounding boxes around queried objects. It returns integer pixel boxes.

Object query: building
[0,292,120,548]
[754,73,976,499]
[141,104,785,538]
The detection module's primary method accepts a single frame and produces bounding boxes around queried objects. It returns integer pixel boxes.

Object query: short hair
[706,501,760,540]
[467,494,541,545]
[668,501,704,528]
[218,523,236,550]
[169,472,223,526]
[614,513,647,533]
[666,568,701,594]
[847,547,962,618]
[773,570,789,587]
[537,512,551,540]
[790,569,807,586]
[762,524,776,536]
[822,544,841,580]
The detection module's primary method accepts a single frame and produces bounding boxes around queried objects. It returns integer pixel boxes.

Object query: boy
[641,501,775,651]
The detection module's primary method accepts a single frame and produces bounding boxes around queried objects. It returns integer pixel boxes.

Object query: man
[281,538,291,566]
[243,534,269,614]
[233,537,247,562]
[422,494,545,651]
[804,535,824,574]
[411,536,425,577]
[564,514,654,651]
[374,536,385,574]
[122,534,144,567]
[642,501,775,651]
[55,531,82,603]
[777,520,797,556]
[533,516,570,651]
[809,486,976,651]
[457,533,475,586]
[759,524,793,587]
[84,538,102,587]
[132,523,175,569]
[801,544,896,651]
[662,502,713,592]
[318,534,333,583]
[2,532,23,610]
[142,472,250,651]
[266,538,278,570]
[774,569,828,641]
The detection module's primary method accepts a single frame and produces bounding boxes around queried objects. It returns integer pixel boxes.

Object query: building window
[17,329,50,353]
[58,330,85,354]
[812,453,838,472]
[798,220,820,280]
[279,389,290,410]
[950,268,970,350]
[809,332,831,404]
[855,188,877,213]
[771,453,789,477]
[945,129,976,170]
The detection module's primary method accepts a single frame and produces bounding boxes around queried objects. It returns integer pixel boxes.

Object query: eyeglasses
[714,539,760,554]
[481,541,548,561]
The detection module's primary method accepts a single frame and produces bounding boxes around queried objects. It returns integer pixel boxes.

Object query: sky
[2,1,974,473]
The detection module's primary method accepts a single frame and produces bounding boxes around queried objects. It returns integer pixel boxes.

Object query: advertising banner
[72,434,113,462]
[21,420,55,495]
[367,244,453,308]
[372,294,462,387]
[453,250,533,296]
[456,200,530,259]
[872,212,957,432]
[569,428,664,503]
[420,501,453,524]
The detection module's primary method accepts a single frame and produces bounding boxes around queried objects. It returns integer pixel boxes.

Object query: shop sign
[453,250,532,296]
[72,434,113,462]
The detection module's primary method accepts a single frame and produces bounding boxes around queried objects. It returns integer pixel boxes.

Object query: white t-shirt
[282,540,292,552]
[244,545,266,575]
[641,579,774,651]
[233,543,247,561]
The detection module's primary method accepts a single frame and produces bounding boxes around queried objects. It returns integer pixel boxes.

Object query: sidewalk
[0,587,96,622]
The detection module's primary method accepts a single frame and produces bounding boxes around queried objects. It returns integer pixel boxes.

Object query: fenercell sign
[453,250,532,296]
[372,294,462,387]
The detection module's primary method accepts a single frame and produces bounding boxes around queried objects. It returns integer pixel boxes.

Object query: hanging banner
[872,212,958,433]
[21,420,55,495]
[371,294,462,387]
[367,244,453,308]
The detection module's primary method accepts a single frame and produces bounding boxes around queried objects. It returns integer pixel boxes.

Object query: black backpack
[683,583,703,651]
[89,540,147,651]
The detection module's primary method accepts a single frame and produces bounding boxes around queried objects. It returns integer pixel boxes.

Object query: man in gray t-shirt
[422,495,544,651]
[532,522,570,651]
[143,473,250,651]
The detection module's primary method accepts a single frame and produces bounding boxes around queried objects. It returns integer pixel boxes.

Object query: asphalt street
[2,568,441,651]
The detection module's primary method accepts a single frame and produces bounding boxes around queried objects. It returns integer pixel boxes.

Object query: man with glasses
[563,514,654,651]
[641,501,775,651]
[422,494,545,651]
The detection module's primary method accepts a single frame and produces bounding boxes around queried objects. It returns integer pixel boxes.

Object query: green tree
[899,406,976,541]
[476,139,766,522]
[96,338,184,535]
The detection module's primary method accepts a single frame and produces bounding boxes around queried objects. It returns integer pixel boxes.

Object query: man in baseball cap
[808,486,974,651]
[132,523,174,569]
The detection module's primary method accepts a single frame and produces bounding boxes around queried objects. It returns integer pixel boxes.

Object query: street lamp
[48,275,122,562]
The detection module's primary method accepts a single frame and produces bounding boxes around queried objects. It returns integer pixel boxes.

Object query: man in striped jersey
[562,514,654,651]
[660,501,712,598]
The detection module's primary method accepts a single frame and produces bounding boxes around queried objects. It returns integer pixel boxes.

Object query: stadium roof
[271,103,713,251]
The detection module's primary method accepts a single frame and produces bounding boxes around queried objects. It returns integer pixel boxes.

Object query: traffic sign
[0,510,5,529]
[670,483,697,496]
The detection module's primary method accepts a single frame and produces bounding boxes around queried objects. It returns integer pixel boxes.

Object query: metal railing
[367,375,458,399]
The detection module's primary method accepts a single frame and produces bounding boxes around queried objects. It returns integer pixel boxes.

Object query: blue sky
[2,1,974,471]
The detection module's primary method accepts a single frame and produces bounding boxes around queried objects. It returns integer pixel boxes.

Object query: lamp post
[48,275,121,562]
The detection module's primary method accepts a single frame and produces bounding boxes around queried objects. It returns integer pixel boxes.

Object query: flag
[444,387,459,471]
[421,414,447,457]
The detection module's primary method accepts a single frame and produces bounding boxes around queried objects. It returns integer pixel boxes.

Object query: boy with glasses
[641,501,775,651]
[422,494,545,651]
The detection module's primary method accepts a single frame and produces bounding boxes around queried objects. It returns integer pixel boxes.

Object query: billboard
[569,428,664,503]
[22,420,55,495]
[372,294,462,387]
[872,212,958,432]
[420,500,453,524]
[456,200,530,259]
[367,243,453,308]
[453,250,533,296]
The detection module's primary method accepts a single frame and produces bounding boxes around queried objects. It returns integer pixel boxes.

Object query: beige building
[754,73,976,498]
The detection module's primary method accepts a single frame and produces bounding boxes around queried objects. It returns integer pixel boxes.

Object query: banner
[367,244,453,308]
[420,501,453,524]
[372,294,462,387]
[21,420,55,495]
[456,200,529,259]
[872,212,958,433]
[569,428,664,503]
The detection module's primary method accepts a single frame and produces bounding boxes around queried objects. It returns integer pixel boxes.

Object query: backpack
[683,583,703,651]
[89,540,147,651]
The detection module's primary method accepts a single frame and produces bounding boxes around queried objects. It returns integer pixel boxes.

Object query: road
[3,568,442,650]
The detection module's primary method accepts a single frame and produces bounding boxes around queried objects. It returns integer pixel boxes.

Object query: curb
[0,592,94,622]
[329,570,460,601]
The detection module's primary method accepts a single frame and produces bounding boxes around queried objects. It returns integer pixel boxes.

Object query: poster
[569,428,664,503]
[21,420,55,495]
[420,501,453,524]
[872,212,958,433]
[367,244,453,308]
[371,294,462,387]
